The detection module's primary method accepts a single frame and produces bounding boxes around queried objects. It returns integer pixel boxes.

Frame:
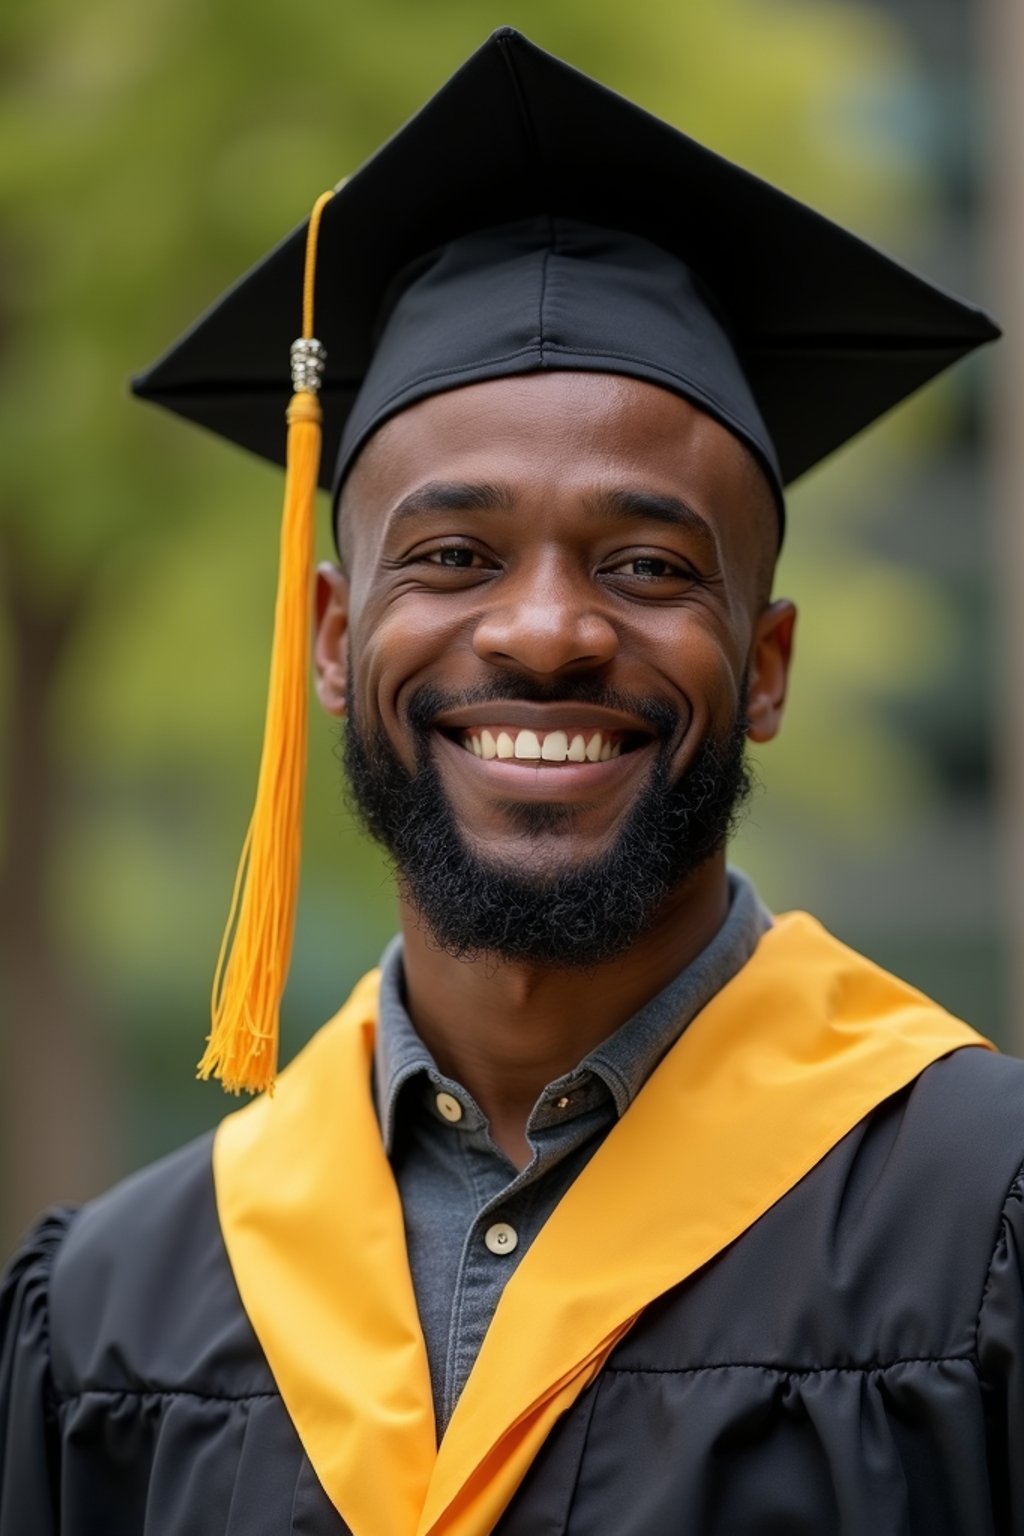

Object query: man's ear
[314,563,350,718]
[745,599,796,744]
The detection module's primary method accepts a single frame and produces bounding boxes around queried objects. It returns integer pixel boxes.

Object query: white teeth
[463,728,625,762]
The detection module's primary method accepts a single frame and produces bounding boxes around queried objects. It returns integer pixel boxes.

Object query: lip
[433,727,659,800]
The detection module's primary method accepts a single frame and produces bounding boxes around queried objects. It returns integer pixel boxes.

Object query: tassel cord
[198,186,334,1094]
[201,392,322,1091]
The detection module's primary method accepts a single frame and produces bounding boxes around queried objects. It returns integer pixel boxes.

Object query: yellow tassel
[199,191,334,1094]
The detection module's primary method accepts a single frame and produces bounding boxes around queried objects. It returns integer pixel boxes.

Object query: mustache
[405,680,681,743]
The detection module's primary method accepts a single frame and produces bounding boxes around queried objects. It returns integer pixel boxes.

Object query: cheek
[347,594,457,746]
[627,609,748,728]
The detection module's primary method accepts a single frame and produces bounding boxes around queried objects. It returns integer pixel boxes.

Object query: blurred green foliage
[0,0,998,1246]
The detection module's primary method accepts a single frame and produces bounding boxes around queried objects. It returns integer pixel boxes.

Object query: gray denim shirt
[374,870,772,1437]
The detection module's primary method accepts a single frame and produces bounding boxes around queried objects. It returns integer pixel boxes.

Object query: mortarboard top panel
[132,27,999,494]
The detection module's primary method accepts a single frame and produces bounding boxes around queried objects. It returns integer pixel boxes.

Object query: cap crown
[133,27,999,494]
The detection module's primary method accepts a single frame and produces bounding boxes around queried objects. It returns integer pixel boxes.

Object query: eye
[617,556,682,578]
[606,553,695,581]
[417,542,502,571]
[387,538,500,580]
[429,546,482,568]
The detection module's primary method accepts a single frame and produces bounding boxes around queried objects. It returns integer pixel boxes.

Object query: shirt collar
[373,869,772,1153]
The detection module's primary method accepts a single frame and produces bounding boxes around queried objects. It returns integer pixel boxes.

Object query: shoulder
[814,1045,1024,1331]
[52,1132,216,1319]
[622,1046,1024,1372]
[904,1046,1024,1263]
[856,1045,1024,1257]
[774,911,1024,1200]
[895,1043,1024,1183]
[820,1041,1024,1248]
[904,1037,1024,1115]
[49,1131,273,1402]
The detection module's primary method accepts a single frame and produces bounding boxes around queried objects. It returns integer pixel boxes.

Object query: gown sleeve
[0,1209,77,1534]
[976,1157,1024,1532]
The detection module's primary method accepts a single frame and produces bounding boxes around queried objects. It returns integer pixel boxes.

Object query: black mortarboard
[133,25,999,515]
[132,30,999,1095]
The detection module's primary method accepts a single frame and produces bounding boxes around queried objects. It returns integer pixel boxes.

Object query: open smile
[432,701,657,764]
[428,701,664,796]
[458,724,628,763]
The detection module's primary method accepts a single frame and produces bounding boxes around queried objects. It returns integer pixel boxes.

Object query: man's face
[316,371,794,964]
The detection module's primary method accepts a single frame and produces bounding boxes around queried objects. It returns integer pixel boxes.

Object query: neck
[398,855,729,1167]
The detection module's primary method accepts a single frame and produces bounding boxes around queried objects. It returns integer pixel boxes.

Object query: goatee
[342,677,752,968]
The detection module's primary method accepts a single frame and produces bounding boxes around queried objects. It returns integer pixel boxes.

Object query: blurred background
[1,0,1021,1253]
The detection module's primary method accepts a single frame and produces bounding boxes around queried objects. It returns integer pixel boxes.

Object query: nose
[471,553,619,678]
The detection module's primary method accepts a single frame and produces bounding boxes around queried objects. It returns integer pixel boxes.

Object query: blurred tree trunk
[0,527,111,1255]
[982,0,1024,1055]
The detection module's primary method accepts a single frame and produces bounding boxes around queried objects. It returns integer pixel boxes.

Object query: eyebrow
[388,480,515,525]
[585,488,718,559]
[386,479,718,559]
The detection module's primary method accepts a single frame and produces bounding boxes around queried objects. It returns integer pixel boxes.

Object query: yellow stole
[213,912,992,1536]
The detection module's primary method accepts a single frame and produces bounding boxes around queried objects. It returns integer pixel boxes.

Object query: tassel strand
[198,190,334,1094]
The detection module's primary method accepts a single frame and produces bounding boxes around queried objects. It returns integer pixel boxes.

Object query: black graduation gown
[2,1044,1024,1535]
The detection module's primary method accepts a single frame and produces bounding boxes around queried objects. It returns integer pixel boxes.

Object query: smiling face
[316,370,795,964]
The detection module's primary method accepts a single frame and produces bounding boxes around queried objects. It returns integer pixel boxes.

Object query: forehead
[339,371,777,567]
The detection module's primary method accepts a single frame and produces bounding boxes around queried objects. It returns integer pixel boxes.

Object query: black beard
[341,676,752,969]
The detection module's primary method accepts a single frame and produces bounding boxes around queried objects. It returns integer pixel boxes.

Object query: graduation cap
[132,28,999,1094]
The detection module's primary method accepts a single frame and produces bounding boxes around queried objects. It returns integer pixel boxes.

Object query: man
[1,28,1020,1536]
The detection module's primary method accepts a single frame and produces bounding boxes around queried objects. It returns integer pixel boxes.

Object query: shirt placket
[436,1078,615,1431]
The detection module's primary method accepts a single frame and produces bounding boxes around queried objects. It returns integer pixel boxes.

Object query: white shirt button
[435,1091,463,1124]
[484,1222,519,1256]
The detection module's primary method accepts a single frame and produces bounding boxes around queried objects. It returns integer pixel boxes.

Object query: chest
[63,1130,997,1536]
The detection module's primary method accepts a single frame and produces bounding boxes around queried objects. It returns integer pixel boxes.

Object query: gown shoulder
[0,1135,314,1536]
[44,1129,274,1399]
[0,1207,77,1533]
